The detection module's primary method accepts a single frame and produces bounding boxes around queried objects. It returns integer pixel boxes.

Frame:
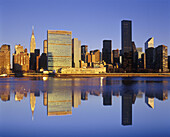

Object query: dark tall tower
[121,20,132,72]
[102,40,112,64]
[81,45,88,62]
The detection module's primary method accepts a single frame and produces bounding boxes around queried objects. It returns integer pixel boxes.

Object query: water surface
[0,77,170,137]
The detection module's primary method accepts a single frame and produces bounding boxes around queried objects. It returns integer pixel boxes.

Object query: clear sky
[0,0,170,55]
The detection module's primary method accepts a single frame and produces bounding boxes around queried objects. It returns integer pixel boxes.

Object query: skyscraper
[13,44,29,72]
[72,38,81,68]
[0,44,10,74]
[102,40,112,64]
[30,26,36,53]
[47,30,72,71]
[81,45,88,62]
[145,37,154,51]
[121,20,132,72]
[155,45,168,72]
[146,47,154,69]
[43,40,47,54]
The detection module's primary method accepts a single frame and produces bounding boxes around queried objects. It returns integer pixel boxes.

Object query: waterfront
[0,77,170,137]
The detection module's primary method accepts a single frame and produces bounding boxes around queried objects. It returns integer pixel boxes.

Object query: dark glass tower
[102,40,112,64]
[121,20,132,72]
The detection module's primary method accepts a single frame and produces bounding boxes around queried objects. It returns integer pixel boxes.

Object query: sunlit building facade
[47,30,72,71]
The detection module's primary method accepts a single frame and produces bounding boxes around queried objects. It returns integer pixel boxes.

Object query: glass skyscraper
[47,30,72,71]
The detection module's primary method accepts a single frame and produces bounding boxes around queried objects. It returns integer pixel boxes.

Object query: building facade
[146,47,154,69]
[102,40,112,64]
[72,38,81,68]
[47,30,72,71]
[121,20,133,72]
[0,44,10,74]
[43,40,47,54]
[81,45,88,62]
[155,45,168,72]
[13,44,29,72]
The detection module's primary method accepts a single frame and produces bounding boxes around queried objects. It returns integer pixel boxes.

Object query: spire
[32,26,34,35]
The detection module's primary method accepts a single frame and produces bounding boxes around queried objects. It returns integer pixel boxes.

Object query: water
[0,77,170,137]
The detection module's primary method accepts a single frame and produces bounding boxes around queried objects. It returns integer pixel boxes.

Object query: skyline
[0,0,170,55]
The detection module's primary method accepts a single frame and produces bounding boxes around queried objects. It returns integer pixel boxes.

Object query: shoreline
[1,73,170,78]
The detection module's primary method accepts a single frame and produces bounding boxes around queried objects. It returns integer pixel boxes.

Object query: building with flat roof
[0,44,10,74]
[43,40,47,54]
[81,45,88,62]
[13,44,29,72]
[102,40,112,64]
[72,38,81,68]
[121,20,133,72]
[155,45,168,72]
[47,30,72,71]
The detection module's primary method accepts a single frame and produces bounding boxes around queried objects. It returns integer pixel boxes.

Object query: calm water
[0,77,170,137]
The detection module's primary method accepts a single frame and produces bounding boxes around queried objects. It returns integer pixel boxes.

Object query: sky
[0,0,170,55]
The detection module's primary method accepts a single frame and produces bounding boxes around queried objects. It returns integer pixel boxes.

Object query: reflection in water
[0,77,169,126]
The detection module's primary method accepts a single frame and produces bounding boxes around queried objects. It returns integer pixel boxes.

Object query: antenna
[32,26,34,34]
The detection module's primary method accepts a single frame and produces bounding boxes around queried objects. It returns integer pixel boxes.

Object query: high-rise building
[145,37,154,51]
[72,38,81,68]
[47,30,72,71]
[0,44,10,74]
[81,45,88,62]
[121,20,133,71]
[39,53,47,70]
[90,50,101,63]
[113,49,120,67]
[146,47,154,69]
[30,49,40,71]
[155,45,168,72]
[30,26,36,53]
[141,53,146,69]
[13,44,29,72]
[102,40,112,64]
[43,40,47,54]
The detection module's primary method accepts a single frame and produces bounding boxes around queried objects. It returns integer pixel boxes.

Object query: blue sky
[0,0,170,54]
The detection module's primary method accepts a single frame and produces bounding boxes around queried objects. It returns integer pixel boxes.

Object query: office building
[146,47,154,69]
[47,30,72,71]
[81,45,88,62]
[43,40,47,54]
[0,44,10,74]
[30,26,36,53]
[155,45,168,72]
[72,38,81,68]
[13,44,29,72]
[30,49,40,71]
[39,53,47,70]
[121,20,133,71]
[145,37,154,51]
[90,50,101,63]
[102,40,112,64]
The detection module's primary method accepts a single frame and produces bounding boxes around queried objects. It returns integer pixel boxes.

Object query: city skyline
[0,0,170,55]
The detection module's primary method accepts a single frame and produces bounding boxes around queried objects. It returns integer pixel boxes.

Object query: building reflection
[0,77,169,125]
[0,83,10,101]
[30,92,36,120]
